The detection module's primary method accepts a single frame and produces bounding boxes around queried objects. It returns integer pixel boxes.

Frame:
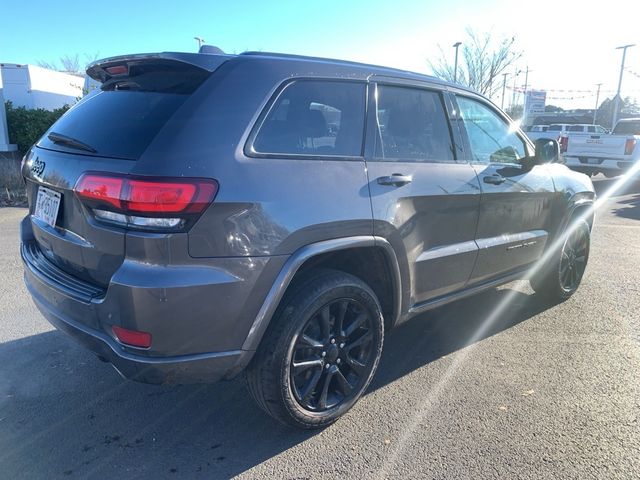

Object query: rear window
[38,91,189,159]
[613,120,640,135]
[251,80,366,157]
[38,62,212,160]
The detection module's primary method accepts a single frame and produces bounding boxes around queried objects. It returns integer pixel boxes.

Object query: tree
[621,96,640,115]
[506,104,523,120]
[545,105,564,113]
[429,28,522,97]
[38,52,100,75]
[59,54,81,74]
[5,101,70,155]
[595,97,624,128]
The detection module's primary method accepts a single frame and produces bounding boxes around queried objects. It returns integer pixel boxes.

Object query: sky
[1,0,639,112]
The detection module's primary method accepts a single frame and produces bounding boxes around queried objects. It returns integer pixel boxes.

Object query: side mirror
[533,138,560,164]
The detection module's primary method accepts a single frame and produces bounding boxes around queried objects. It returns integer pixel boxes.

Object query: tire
[246,269,384,429]
[530,219,590,301]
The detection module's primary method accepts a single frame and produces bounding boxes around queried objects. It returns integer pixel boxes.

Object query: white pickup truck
[563,118,640,177]
[525,123,607,142]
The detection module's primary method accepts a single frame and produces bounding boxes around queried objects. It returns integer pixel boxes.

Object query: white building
[0,63,86,151]
[0,63,83,110]
[0,71,15,151]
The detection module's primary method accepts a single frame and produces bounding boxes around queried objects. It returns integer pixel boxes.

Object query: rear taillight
[559,136,569,153]
[624,138,636,156]
[75,173,218,231]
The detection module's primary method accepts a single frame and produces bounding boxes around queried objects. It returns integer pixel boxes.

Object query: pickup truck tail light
[559,136,569,153]
[624,138,636,156]
[75,173,219,231]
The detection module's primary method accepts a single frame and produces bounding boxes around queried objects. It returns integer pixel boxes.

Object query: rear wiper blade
[47,132,97,153]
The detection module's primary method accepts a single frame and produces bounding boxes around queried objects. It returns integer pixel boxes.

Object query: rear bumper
[564,156,636,176]
[27,281,245,384]
[20,215,287,384]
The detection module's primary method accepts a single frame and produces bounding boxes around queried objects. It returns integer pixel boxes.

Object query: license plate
[34,186,61,228]
[586,158,600,164]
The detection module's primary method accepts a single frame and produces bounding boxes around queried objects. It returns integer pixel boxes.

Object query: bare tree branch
[37,60,58,70]
[60,54,81,74]
[37,52,101,74]
[429,28,522,97]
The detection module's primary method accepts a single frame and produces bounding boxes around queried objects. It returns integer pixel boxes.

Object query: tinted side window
[548,125,562,131]
[374,85,454,162]
[568,125,584,132]
[252,81,365,157]
[457,96,527,164]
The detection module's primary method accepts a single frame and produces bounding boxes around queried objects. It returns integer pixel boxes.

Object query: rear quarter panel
[138,56,374,258]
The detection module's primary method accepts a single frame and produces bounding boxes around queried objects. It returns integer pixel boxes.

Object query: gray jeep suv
[20,49,595,429]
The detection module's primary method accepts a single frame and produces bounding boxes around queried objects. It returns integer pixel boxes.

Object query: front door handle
[377,174,412,186]
[483,174,506,185]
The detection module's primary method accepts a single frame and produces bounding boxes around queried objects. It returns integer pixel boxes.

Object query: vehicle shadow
[372,283,554,391]
[0,283,554,479]
[592,176,640,198]
[591,177,640,221]
[612,194,640,221]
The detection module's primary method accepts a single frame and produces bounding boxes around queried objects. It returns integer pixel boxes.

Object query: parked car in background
[523,124,551,142]
[20,49,595,429]
[525,123,606,147]
[564,118,640,177]
[564,124,608,134]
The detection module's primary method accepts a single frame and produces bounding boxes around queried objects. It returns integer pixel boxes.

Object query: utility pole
[523,66,530,96]
[194,36,206,49]
[452,42,462,83]
[511,69,521,111]
[612,44,635,128]
[501,73,508,109]
[522,66,531,124]
[593,83,602,125]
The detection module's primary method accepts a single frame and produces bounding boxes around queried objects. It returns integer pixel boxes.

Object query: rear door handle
[377,174,412,186]
[483,174,506,185]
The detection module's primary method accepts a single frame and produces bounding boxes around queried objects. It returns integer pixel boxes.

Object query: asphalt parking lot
[0,177,639,479]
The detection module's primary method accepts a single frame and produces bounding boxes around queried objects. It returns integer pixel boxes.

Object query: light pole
[452,42,462,84]
[612,44,635,128]
[593,83,602,125]
[194,36,206,49]
[501,73,508,110]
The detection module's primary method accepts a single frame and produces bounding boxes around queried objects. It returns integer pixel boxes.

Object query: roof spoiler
[86,50,231,83]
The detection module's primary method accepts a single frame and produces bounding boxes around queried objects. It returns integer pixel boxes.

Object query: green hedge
[5,101,70,155]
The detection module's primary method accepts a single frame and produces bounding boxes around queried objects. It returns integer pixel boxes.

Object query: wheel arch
[240,236,402,353]
[562,195,596,234]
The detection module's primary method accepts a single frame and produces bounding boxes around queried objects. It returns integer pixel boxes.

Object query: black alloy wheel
[530,219,591,301]
[290,298,376,412]
[558,225,589,293]
[246,269,384,429]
